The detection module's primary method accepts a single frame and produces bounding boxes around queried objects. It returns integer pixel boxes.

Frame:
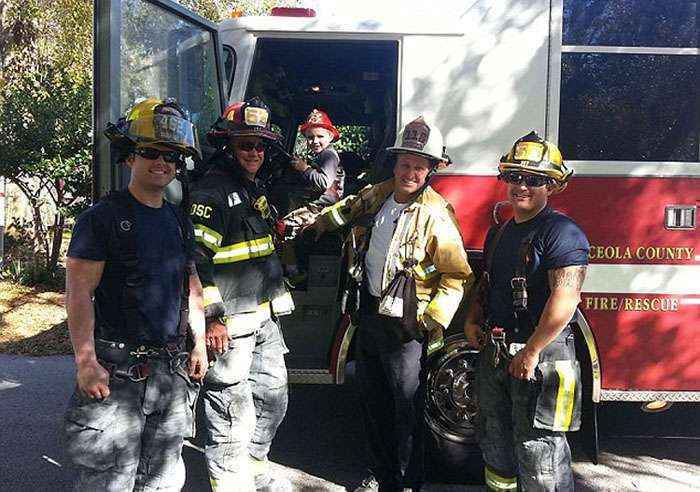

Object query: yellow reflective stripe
[485,466,517,491]
[213,235,275,264]
[194,224,223,252]
[553,360,577,431]
[413,261,438,280]
[203,286,223,308]
[322,202,346,227]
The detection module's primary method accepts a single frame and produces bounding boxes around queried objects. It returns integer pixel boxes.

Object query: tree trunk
[49,213,64,272]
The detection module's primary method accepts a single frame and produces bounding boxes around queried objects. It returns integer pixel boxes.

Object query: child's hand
[291,156,310,173]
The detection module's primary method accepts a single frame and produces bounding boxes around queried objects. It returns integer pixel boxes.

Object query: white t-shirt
[365,193,409,297]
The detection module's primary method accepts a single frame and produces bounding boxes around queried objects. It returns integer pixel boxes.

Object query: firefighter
[189,97,294,491]
[62,97,207,490]
[463,131,589,491]
[314,117,474,491]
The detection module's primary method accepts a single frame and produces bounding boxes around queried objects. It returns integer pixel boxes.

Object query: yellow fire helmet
[105,97,201,160]
[498,131,573,192]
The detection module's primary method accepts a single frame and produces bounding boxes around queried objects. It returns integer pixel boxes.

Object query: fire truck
[93,0,699,472]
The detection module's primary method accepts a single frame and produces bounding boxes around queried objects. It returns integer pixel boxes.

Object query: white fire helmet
[386,116,450,169]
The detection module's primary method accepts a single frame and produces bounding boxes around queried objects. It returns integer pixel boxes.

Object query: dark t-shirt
[67,192,195,344]
[486,206,589,341]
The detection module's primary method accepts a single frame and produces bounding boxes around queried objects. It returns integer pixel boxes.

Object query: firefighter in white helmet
[315,116,474,491]
[463,131,589,491]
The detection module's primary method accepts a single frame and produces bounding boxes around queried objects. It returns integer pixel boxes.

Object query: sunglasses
[499,172,552,188]
[134,147,183,164]
[236,141,266,152]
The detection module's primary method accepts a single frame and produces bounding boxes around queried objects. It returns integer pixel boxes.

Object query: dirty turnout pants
[202,317,289,491]
[62,358,198,491]
[356,309,427,491]
[477,335,579,491]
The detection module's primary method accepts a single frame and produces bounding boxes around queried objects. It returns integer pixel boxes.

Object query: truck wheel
[424,334,484,484]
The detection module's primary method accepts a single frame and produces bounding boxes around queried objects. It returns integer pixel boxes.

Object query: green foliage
[336,125,372,159]
[0,0,92,280]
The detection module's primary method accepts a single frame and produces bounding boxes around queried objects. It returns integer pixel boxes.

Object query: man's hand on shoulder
[76,359,111,400]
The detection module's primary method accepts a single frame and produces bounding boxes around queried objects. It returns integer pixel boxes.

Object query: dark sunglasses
[134,147,183,164]
[236,141,266,152]
[499,172,552,188]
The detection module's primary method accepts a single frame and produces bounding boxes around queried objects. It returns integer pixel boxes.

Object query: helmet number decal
[514,141,545,163]
[244,107,269,128]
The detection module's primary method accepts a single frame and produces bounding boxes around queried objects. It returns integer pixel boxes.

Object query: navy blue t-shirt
[485,206,589,340]
[67,192,195,344]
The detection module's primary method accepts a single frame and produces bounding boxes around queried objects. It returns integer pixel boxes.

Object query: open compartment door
[93,0,225,200]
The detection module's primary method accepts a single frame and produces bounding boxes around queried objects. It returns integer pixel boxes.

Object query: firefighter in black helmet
[62,97,207,490]
[189,97,293,490]
[463,131,589,491]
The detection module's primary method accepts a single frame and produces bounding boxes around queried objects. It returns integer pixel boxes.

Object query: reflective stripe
[212,235,275,264]
[323,202,347,227]
[553,360,577,431]
[271,291,294,315]
[194,224,223,252]
[203,286,223,308]
[485,466,517,491]
[413,261,438,280]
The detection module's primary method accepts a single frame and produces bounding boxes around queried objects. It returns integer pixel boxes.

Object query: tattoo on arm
[548,265,587,290]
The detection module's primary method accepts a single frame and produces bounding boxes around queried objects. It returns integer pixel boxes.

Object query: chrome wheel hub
[425,334,479,443]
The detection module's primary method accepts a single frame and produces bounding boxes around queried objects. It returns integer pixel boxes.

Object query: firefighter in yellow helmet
[464,131,589,491]
[314,116,474,491]
[63,97,207,490]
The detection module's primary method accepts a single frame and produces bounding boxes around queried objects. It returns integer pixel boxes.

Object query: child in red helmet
[289,108,344,209]
[278,110,344,283]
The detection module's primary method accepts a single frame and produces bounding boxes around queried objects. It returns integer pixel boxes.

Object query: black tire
[424,334,484,484]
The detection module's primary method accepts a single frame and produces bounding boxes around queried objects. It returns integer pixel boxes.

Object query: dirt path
[0,281,70,355]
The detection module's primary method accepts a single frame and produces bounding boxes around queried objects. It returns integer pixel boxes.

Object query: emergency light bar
[271,7,316,17]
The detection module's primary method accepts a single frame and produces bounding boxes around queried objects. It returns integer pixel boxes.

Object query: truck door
[93,0,226,200]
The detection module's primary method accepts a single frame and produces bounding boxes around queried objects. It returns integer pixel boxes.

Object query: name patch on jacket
[228,192,242,207]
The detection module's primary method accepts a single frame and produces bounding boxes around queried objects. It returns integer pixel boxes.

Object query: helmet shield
[128,113,197,150]
[105,97,201,159]
[242,106,270,128]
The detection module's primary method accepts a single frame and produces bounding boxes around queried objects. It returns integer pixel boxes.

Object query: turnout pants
[356,309,427,491]
[62,357,198,492]
[477,333,581,491]
[202,316,289,491]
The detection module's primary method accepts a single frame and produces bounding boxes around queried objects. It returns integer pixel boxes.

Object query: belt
[487,325,574,368]
[96,338,188,382]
